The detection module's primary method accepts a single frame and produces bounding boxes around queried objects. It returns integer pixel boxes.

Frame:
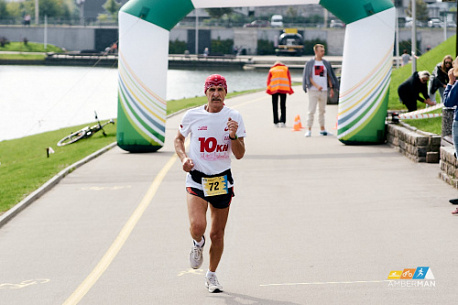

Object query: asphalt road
[1,87,458,305]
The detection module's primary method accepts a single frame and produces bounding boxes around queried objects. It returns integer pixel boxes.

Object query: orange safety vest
[266,64,294,95]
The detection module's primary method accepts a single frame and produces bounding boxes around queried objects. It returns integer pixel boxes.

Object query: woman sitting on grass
[398,71,436,112]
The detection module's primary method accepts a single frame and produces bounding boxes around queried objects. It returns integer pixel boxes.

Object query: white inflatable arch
[116,0,395,152]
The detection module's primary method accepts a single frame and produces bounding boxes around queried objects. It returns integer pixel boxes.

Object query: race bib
[202,175,228,197]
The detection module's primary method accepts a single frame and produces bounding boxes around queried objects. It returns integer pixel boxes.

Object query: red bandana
[204,74,227,94]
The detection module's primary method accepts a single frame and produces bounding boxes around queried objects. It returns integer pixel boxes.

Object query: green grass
[403,116,442,135]
[0,41,63,53]
[389,35,456,134]
[0,121,117,213]
[0,53,46,60]
[0,42,63,60]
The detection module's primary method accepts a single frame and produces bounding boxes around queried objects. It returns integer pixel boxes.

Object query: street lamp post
[411,0,417,73]
[35,0,39,25]
[195,9,199,55]
[76,0,85,26]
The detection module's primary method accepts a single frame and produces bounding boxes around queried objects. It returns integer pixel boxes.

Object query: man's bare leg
[208,205,230,272]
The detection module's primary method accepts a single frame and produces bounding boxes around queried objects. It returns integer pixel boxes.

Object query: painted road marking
[260,280,390,287]
[62,154,178,305]
[0,279,50,290]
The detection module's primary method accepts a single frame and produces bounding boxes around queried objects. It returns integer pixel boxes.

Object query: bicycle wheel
[57,130,87,146]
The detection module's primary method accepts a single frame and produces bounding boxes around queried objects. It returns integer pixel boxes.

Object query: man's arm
[227,117,245,160]
[327,75,334,98]
[174,131,194,172]
[302,60,313,92]
[230,137,245,160]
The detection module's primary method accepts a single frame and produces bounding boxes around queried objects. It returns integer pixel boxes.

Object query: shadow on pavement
[209,291,302,305]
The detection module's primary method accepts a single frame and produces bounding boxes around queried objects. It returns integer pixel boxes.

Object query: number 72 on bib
[202,175,229,197]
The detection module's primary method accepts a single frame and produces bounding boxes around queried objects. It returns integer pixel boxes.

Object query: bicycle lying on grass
[57,113,115,146]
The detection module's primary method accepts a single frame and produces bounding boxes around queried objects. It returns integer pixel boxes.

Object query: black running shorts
[186,187,234,209]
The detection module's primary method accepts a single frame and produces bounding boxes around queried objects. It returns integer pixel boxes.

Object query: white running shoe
[205,273,223,293]
[189,236,205,269]
[304,130,311,137]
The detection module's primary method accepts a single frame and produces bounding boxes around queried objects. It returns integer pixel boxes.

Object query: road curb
[0,142,118,229]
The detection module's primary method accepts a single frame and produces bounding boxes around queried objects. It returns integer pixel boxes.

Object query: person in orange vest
[266,61,294,127]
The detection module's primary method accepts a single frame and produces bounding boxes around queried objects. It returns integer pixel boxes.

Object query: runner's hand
[182,157,194,172]
[227,118,238,138]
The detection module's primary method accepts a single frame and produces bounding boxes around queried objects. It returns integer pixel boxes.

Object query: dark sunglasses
[445,61,452,64]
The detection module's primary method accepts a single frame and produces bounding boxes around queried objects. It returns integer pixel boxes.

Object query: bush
[169,39,187,54]
[210,38,233,55]
[257,39,275,55]
[303,39,327,55]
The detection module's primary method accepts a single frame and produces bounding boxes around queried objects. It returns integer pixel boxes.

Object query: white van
[271,15,283,27]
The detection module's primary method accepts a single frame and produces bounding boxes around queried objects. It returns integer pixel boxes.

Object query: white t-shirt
[179,105,246,189]
[401,53,411,66]
[311,60,328,91]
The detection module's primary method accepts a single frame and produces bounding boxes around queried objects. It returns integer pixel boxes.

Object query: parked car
[271,15,283,28]
[445,21,457,28]
[243,20,270,28]
[330,20,344,28]
[428,18,443,28]
[404,19,426,28]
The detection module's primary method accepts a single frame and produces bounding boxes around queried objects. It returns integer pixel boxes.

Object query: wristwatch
[229,134,238,140]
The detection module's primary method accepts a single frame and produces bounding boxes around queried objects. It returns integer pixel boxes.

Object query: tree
[405,0,429,22]
[39,0,65,18]
[103,0,121,20]
[0,0,8,19]
[4,1,22,20]
[285,6,298,20]
[205,8,233,19]
[17,0,68,19]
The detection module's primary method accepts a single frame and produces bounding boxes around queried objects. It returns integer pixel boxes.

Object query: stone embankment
[439,145,458,189]
[386,122,441,163]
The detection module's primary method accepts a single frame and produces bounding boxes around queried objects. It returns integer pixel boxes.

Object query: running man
[174,74,246,293]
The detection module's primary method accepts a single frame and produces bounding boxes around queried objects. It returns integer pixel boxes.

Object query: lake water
[0,65,302,141]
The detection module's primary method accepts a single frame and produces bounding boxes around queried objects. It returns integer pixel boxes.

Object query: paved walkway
[1,87,457,304]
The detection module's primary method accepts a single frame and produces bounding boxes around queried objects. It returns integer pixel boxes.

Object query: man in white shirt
[174,74,246,293]
[302,44,339,137]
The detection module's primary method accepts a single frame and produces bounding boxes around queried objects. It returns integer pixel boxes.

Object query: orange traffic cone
[297,115,304,129]
[292,115,301,131]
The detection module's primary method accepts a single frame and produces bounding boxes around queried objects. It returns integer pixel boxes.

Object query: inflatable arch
[116,0,395,152]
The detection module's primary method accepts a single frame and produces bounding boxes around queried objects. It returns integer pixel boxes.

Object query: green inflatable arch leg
[116,0,395,152]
